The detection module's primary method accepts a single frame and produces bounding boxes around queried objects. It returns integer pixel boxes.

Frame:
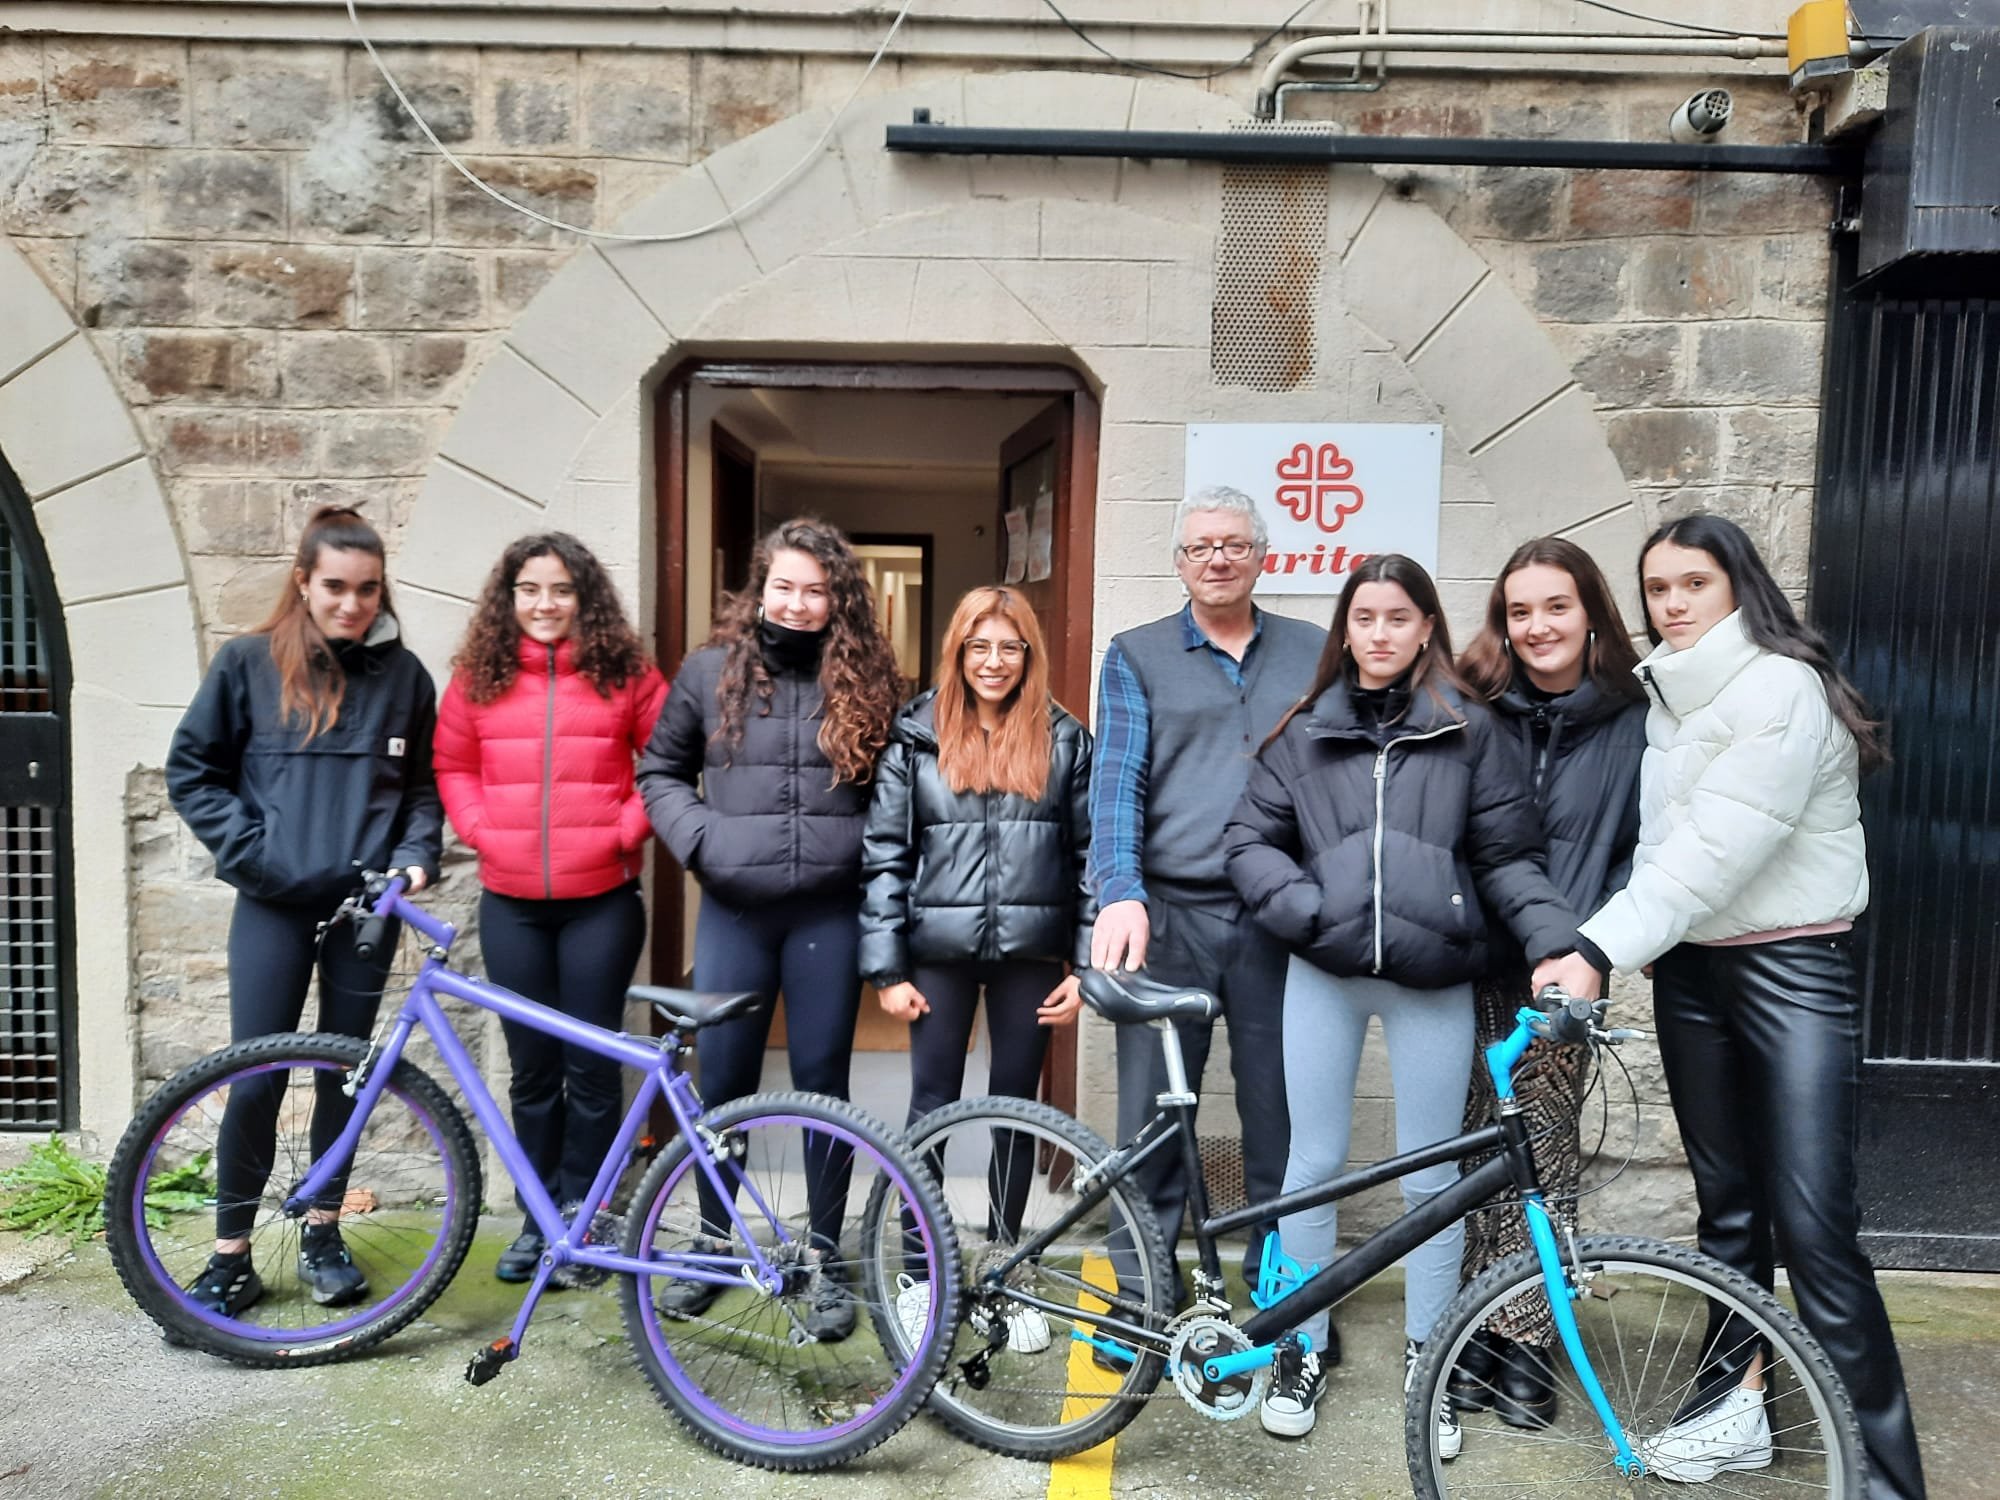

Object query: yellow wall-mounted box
[1789,0,1852,88]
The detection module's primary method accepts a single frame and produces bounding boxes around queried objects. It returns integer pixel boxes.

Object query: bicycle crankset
[1165,1312,1269,1421]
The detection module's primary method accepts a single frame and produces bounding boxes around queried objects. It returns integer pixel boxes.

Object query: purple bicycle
[103,871,960,1470]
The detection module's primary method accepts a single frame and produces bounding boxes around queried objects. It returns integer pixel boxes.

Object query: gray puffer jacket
[858,690,1095,983]
[638,643,874,909]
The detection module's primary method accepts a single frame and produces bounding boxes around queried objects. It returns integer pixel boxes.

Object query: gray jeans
[1277,956,1475,1352]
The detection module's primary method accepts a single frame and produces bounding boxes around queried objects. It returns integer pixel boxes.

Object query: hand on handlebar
[1531,950,1603,1002]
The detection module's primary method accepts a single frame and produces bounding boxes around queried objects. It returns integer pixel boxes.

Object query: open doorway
[653,361,1100,1126]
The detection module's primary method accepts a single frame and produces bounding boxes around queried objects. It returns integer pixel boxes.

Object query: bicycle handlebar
[351,871,408,961]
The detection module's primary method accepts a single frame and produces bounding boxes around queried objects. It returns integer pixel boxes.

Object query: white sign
[1184,423,1443,593]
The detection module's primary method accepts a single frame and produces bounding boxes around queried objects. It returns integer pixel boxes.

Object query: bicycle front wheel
[104,1033,481,1366]
[618,1092,960,1471]
[1407,1233,1864,1499]
[872,1095,1173,1461]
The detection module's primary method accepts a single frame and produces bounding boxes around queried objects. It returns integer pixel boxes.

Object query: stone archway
[0,236,201,1139]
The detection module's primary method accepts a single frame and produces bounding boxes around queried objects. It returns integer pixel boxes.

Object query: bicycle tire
[1407,1233,1865,1499]
[104,1033,482,1367]
[617,1091,961,1470]
[875,1095,1173,1461]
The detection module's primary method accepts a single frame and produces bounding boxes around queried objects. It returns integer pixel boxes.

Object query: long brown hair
[254,505,392,741]
[1459,537,1646,706]
[709,518,899,785]
[933,587,1053,800]
[452,532,651,705]
[1265,554,1465,749]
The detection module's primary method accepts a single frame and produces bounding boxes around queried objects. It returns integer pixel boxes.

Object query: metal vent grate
[1213,161,1330,391]
[0,805,60,1128]
[0,522,50,714]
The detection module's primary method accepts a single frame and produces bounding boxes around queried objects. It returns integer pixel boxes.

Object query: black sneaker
[186,1251,263,1317]
[803,1252,856,1343]
[1406,1338,1462,1461]
[1447,1328,1505,1412]
[495,1228,544,1284]
[298,1222,369,1307]
[1260,1338,1326,1438]
[655,1235,727,1319]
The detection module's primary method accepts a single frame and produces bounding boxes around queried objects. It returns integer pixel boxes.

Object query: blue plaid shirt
[1087,604,1267,908]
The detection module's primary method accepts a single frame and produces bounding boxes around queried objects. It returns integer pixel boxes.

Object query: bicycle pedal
[465,1337,516,1386]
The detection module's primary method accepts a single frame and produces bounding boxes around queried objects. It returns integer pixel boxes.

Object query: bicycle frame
[279,881,794,1357]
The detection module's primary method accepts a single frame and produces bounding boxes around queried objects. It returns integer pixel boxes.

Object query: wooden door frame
[648,361,1101,1040]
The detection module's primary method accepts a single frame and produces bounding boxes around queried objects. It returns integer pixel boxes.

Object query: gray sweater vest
[1115,608,1326,905]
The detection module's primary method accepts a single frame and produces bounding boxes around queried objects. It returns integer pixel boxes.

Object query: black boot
[1446,1329,1504,1412]
[1493,1338,1557,1429]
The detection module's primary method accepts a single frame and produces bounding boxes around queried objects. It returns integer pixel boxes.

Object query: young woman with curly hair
[433,532,666,1284]
[638,517,900,1341]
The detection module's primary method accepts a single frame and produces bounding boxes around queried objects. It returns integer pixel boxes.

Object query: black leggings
[215,891,398,1241]
[480,882,648,1214]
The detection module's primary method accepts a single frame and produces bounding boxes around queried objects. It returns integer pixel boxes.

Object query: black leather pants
[1653,937,1926,1500]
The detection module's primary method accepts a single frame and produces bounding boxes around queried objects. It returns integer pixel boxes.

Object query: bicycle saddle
[628,985,764,1031]
[1079,969,1220,1025]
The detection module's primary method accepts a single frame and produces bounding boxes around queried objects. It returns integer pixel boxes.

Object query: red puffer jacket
[435,638,668,900]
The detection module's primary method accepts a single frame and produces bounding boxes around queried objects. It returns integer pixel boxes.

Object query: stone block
[158,408,317,476]
[46,40,187,147]
[76,239,195,328]
[1697,173,1835,236]
[5,146,148,238]
[393,584,473,684]
[1039,197,1211,265]
[353,47,474,146]
[63,585,203,704]
[152,152,286,240]
[32,456,181,604]
[175,478,287,554]
[1325,165,1386,258]
[1694,320,1823,404]
[1531,242,1624,322]
[1755,233,1831,320]
[1568,169,1696,237]
[10,238,76,321]
[601,167,760,334]
[293,109,432,243]
[0,37,40,125]
[355,249,483,329]
[504,246,666,415]
[1558,322,1682,407]
[569,392,641,485]
[201,555,292,632]
[1148,260,1213,349]
[1551,502,1646,623]
[400,458,552,602]
[0,332,143,497]
[704,107,860,274]
[1472,168,1563,240]
[596,159,683,226]
[484,51,577,151]
[986,258,1150,347]
[1474,385,1633,543]
[581,52,692,160]
[1408,276,1572,449]
[0,240,76,382]
[1606,408,1723,486]
[438,345,594,503]
[322,409,442,478]
[437,157,598,248]
[1339,193,1488,353]
[1632,238,1757,320]
[830,81,972,228]
[692,53,802,159]
[909,259,1063,348]
[190,44,340,147]
[1095,499,1178,575]
[834,198,1036,261]
[1436,500,1512,582]
[200,244,353,329]
[1723,405,1821,487]
[396,334,476,403]
[1099,422,1186,503]
[492,252,559,318]
[120,329,278,403]
[1490,89,1614,139]
[280,332,395,406]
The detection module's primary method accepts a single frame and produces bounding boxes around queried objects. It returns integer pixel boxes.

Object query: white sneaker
[1406,1338,1462,1461]
[1643,1383,1773,1483]
[1260,1343,1326,1438]
[1004,1303,1052,1354]
[893,1274,931,1348]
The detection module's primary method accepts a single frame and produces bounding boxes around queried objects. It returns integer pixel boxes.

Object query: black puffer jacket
[859,691,1095,982]
[638,643,874,908]
[1487,676,1647,921]
[166,621,443,906]
[1224,676,1576,988]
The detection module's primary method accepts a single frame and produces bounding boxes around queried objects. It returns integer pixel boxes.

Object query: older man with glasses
[1087,484,1328,1335]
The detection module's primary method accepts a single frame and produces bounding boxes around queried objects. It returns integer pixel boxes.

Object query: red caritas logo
[1274,441,1364,534]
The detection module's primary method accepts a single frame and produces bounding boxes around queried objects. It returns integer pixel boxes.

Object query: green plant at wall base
[0,1136,214,1243]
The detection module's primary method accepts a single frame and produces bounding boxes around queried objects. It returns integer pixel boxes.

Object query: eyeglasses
[1178,540,1257,563]
[965,638,1028,662]
[513,583,577,603]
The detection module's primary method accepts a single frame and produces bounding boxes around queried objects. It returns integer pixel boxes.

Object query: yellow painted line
[1046,1252,1127,1500]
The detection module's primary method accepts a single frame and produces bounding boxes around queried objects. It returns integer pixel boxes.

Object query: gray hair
[1171,484,1268,564]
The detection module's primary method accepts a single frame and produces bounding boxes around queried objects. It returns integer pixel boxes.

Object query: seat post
[1155,1019,1198,1108]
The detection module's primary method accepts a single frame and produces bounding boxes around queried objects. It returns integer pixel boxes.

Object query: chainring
[1164,1311,1269,1422]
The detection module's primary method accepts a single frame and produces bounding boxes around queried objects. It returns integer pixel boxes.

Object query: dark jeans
[480,882,648,1215]
[1113,895,1289,1294]
[215,891,398,1241]
[1654,937,1926,1500]
[690,891,863,1251]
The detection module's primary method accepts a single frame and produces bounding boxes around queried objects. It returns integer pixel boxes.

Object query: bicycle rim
[1411,1236,1862,1499]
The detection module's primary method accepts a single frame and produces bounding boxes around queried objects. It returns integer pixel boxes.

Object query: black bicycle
[866,971,1863,1498]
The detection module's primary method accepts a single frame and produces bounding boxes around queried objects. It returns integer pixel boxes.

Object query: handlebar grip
[352,913,391,962]
[1544,996,1598,1046]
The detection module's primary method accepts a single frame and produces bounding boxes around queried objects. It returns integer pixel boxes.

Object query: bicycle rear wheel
[869,1095,1173,1461]
[618,1092,959,1470]
[104,1033,481,1366]
[1407,1233,1864,1499]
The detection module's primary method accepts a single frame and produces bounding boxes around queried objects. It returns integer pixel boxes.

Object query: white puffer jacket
[1578,611,1867,974]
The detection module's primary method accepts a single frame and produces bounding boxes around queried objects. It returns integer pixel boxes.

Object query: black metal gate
[0,453,70,1130]
[1811,245,2000,1270]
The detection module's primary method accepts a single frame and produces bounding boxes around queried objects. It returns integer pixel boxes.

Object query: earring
[1586,628,1597,666]
[1502,636,1513,655]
